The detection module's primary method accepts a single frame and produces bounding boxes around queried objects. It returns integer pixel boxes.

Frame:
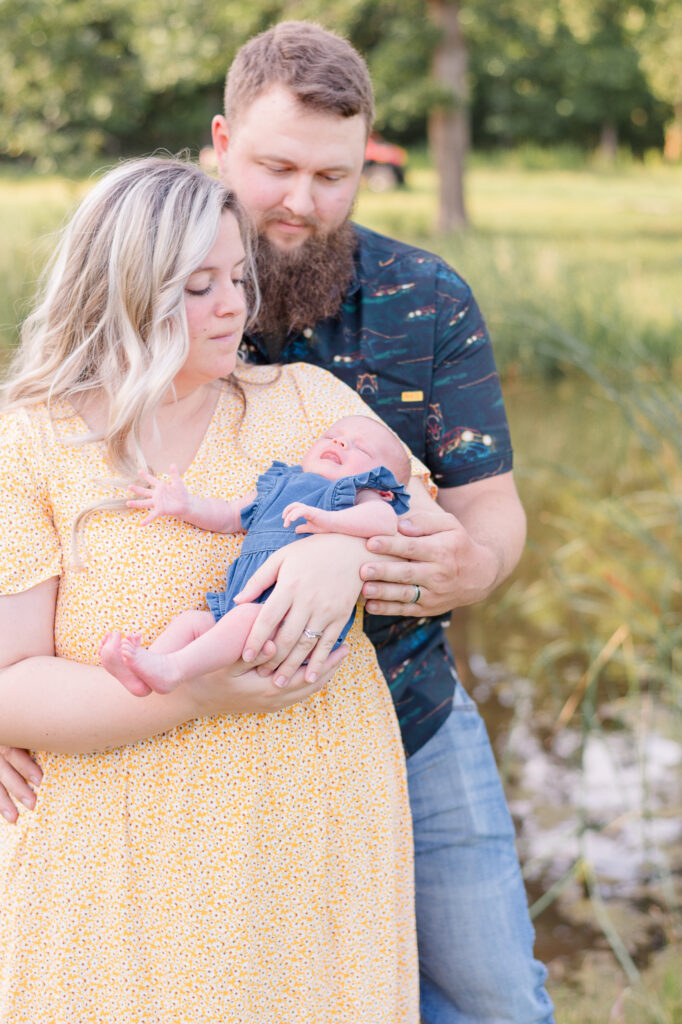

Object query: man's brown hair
[224,21,374,130]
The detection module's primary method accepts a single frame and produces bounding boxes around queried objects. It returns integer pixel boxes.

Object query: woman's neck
[72,382,222,476]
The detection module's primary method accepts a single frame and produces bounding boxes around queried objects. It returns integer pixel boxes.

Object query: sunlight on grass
[356,161,682,375]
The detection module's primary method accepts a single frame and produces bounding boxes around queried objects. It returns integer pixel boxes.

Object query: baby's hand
[127,464,191,526]
[282,502,329,534]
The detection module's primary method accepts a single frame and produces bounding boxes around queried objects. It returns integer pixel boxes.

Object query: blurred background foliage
[1,0,681,170]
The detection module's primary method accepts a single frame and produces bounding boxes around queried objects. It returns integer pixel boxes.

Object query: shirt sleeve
[427,262,514,487]
[287,362,436,497]
[0,409,62,594]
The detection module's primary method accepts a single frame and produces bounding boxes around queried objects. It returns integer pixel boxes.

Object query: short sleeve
[428,264,513,487]
[286,363,435,496]
[331,467,411,515]
[0,410,62,594]
[241,461,297,530]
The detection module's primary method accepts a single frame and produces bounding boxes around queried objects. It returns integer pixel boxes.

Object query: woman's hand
[0,648,349,822]
[233,534,369,687]
[183,643,349,717]
[0,745,42,823]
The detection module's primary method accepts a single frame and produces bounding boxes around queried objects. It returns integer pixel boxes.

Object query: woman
[0,158,425,1022]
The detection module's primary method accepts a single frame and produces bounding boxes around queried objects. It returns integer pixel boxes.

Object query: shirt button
[302,327,313,339]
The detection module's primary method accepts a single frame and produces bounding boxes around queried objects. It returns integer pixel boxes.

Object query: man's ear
[211,116,230,175]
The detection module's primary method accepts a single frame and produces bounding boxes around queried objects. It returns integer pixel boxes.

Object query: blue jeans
[407,684,555,1023]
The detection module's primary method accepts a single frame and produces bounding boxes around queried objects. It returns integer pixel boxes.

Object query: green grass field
[356,158,682,377]
[3,156,681,373]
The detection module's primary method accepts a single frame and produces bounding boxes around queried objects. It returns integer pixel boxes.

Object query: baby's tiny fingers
[139,511,162,527]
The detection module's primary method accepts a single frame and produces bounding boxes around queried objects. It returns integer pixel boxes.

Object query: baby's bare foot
[121,636,181,695]
[100,631,152,697]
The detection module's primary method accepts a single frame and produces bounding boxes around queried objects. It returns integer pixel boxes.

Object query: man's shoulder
[352,223,468,289]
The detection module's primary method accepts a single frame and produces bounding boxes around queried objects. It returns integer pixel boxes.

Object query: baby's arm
[282,489,398,538]
[127,464,256,534]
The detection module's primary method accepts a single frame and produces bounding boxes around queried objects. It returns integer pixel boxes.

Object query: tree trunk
[598,120,618,162]
[427,0,469,231]
[663,104,682,162]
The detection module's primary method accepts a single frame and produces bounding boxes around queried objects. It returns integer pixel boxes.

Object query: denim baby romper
[206,460,409,650]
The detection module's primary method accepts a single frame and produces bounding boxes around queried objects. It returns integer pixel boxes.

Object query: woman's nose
[216,282,245,317]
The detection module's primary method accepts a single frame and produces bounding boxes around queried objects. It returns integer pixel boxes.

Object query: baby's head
[302,416,410,484]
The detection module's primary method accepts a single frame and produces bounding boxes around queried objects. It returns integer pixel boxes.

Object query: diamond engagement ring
[302,627,323,641]
[409,585,421,605]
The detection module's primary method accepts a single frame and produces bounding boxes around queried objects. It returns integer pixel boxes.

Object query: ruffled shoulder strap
[240,460,300,530]
[330,465,411,514]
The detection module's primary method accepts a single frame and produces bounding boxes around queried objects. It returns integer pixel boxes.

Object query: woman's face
[174,211,247,396]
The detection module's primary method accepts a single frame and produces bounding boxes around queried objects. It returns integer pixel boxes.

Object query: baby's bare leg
[100,630,152,697]
[121,603,262,695]
[100,610,214,696]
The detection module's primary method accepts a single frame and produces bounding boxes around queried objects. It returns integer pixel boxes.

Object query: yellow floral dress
[0,363,419,1024]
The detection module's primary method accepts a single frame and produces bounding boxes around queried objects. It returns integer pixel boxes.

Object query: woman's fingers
[233,550,284,609]
[266,642,349,705]
[0,746,41,822]
[252,598,312,678]
[301,624,345,684]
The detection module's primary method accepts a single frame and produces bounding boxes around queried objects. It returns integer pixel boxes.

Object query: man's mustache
[260,208,322,231]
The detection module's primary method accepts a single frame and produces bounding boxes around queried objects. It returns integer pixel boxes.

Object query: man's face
[212,84,367,252]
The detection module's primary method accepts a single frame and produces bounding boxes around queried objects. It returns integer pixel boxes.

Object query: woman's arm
[0,580,348,756]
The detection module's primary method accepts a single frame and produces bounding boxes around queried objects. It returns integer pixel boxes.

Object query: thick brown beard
[253,221,357,348]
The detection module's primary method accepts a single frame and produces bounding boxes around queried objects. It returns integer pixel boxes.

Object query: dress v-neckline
[58,386,228,480]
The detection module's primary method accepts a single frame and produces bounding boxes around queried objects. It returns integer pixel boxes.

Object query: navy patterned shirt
[241,224,513,756]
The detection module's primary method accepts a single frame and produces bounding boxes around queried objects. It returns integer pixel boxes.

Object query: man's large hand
[0,745,42,823]
[359,508,499,616]
[359,473,527,618]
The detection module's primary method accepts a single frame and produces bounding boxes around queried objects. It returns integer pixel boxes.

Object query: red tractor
[363,133,408,191]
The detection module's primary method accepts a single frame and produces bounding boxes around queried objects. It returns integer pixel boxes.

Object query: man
[0,21,554,1024]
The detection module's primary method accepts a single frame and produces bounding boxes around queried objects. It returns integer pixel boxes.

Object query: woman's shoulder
[234,360,344,391]
[0,400,78,449]
[0,402,48,445]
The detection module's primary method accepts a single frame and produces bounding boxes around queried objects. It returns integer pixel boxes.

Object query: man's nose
[283,175,315,218]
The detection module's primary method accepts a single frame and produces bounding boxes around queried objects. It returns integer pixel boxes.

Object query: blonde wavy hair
[2,156,257,478]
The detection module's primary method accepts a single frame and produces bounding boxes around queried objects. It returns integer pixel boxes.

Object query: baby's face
[301,417,402,481]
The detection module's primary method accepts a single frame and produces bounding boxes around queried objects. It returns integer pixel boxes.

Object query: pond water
[454,647,682,980]
[448,377,682,986]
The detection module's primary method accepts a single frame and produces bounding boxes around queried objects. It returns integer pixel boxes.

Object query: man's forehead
[228,84,368,150]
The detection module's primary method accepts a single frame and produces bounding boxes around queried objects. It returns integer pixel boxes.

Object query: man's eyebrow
[258,152,354,173]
